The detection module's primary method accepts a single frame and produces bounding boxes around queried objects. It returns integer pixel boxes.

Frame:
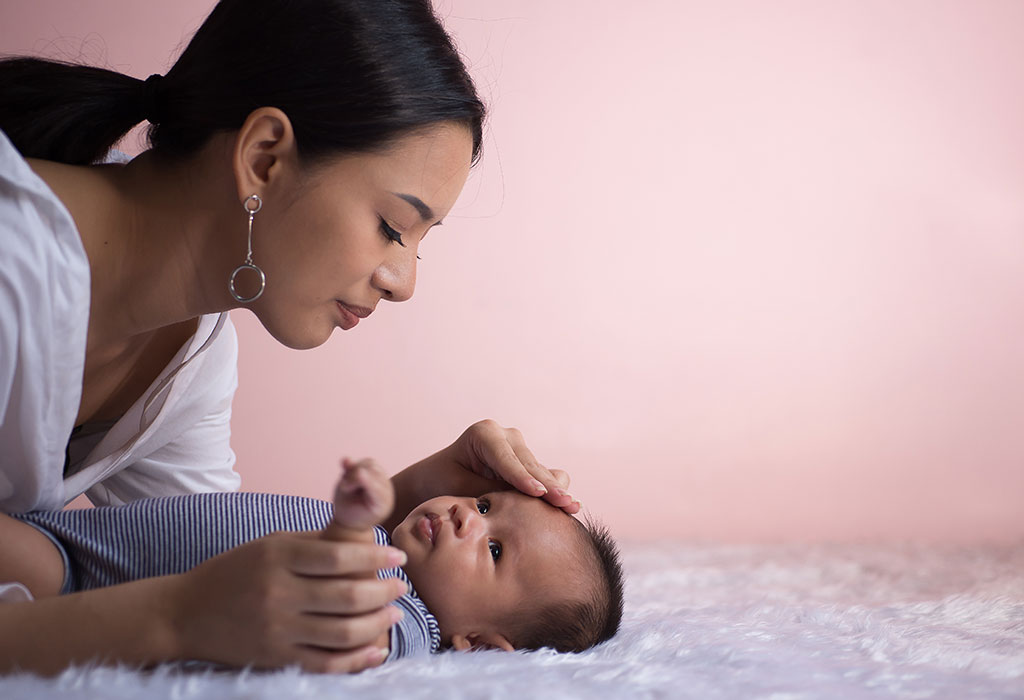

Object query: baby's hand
[323,458,395,541]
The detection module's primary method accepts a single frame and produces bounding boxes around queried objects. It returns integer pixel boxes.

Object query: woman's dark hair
[0,0,484,166]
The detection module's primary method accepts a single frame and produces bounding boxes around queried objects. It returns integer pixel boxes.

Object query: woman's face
[246,123,473,349]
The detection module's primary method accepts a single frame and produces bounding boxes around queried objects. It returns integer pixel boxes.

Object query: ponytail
[0,58,153,165]
[0,0,485,167]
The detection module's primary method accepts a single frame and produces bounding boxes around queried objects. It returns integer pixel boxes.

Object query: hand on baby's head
[324,458,395,540]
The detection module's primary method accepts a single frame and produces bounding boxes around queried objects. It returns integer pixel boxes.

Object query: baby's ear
[451,632,514,652]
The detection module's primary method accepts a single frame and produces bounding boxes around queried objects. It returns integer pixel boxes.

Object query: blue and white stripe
[14,492,439,660]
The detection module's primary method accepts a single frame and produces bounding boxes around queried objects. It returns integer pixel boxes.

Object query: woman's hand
[385,420,578,532]
[167,529,407,673]
[448,420,578,512]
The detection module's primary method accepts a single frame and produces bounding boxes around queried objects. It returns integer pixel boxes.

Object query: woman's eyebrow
[391,192,437,223]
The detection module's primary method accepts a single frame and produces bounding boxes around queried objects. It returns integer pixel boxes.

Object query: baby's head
[391,490,624,653]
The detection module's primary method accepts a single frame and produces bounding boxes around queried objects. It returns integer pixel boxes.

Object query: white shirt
[0,129,240,514]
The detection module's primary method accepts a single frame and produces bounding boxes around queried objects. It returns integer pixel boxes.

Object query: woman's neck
[28,137,240,348]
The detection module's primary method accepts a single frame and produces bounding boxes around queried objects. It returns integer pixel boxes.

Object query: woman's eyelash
[379,218,405,247]
[380,218,422,259]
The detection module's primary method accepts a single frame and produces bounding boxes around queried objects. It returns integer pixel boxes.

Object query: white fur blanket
[4,542,1022,699]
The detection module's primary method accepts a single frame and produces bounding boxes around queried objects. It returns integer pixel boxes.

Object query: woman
[0,0,576,674]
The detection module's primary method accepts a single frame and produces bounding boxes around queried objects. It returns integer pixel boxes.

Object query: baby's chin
[389,512,432,583]
[390,497,448,553]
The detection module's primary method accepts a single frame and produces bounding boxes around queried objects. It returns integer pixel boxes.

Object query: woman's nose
[373,248,417,302]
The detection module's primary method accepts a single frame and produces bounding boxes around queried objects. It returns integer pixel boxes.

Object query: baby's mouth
[418,513,441,546]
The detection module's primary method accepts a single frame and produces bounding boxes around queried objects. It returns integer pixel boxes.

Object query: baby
[4,459,624,664]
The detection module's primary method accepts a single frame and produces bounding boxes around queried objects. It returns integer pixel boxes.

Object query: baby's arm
[321,458,395,544]
[321,458,397,654]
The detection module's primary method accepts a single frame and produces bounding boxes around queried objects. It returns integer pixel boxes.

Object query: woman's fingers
[286,537,406,577]
[171,534,403,673]
[549,468,571,490]
[464,420,580,514]
[296,604,401,650]
[503,431,578,510]
[300,577,408,615]
[295,643,389,674]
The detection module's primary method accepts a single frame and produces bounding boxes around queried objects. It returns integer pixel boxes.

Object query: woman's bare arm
[0,513,65,599]
[0,575,180,674]
[0,529,407,675]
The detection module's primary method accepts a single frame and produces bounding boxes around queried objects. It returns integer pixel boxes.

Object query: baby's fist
[328,457,395,534]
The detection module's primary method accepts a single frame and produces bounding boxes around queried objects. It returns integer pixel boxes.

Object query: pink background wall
[3,1,1023,543]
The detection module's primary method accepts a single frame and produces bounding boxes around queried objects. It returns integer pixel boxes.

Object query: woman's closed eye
[380,217,422,259]
[379,217,406,247]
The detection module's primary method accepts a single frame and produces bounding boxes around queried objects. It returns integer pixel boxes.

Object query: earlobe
[232,106,297,202]
[451,632,514,653]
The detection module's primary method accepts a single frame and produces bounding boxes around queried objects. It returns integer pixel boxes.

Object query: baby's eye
[488,539,502,562]
[476,498,490,515]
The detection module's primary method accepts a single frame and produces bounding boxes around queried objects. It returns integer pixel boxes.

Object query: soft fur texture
[3,542,1022,699]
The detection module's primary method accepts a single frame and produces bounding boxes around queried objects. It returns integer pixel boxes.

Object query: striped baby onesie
[14,493,440,661]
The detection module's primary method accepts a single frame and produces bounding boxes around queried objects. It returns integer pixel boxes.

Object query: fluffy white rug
[4,542,1023,699]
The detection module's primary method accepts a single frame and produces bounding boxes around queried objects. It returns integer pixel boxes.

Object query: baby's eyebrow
[488,493,525,570]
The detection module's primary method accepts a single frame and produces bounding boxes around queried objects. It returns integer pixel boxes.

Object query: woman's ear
[231,106,297,203]
[451,632,514,652]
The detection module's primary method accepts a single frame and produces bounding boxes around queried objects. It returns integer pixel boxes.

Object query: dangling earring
[229,194,266,303]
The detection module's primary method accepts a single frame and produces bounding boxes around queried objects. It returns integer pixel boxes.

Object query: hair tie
[141,73,164,124]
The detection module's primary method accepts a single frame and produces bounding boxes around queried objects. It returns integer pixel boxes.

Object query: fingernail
[556,488,572,500]
[389,607,405,624]
[531,479,547,495]
[387,548,408,567]
[367,646,389,664]
[393,579,411,597]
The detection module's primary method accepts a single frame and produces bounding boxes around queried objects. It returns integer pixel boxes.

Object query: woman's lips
[336,301,360,330]
[336,301,373,331]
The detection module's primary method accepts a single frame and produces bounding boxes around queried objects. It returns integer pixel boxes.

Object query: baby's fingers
[333,458,395,530]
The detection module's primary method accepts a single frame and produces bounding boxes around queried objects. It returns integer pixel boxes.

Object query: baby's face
[391,490,584,645]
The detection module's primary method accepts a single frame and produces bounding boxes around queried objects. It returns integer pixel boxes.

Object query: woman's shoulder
[0,129,60,203]
[0,131,91,513]
[0,129,87,274]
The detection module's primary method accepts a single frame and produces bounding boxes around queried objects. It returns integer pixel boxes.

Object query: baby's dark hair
[508,516,624,653]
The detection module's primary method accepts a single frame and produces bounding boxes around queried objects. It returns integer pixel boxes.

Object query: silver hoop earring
[229,194,266,303]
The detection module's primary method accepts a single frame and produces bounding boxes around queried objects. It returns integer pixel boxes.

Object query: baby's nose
[449,502,483,538]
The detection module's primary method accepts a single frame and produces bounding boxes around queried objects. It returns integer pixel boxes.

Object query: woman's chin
[257,314,335,351]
